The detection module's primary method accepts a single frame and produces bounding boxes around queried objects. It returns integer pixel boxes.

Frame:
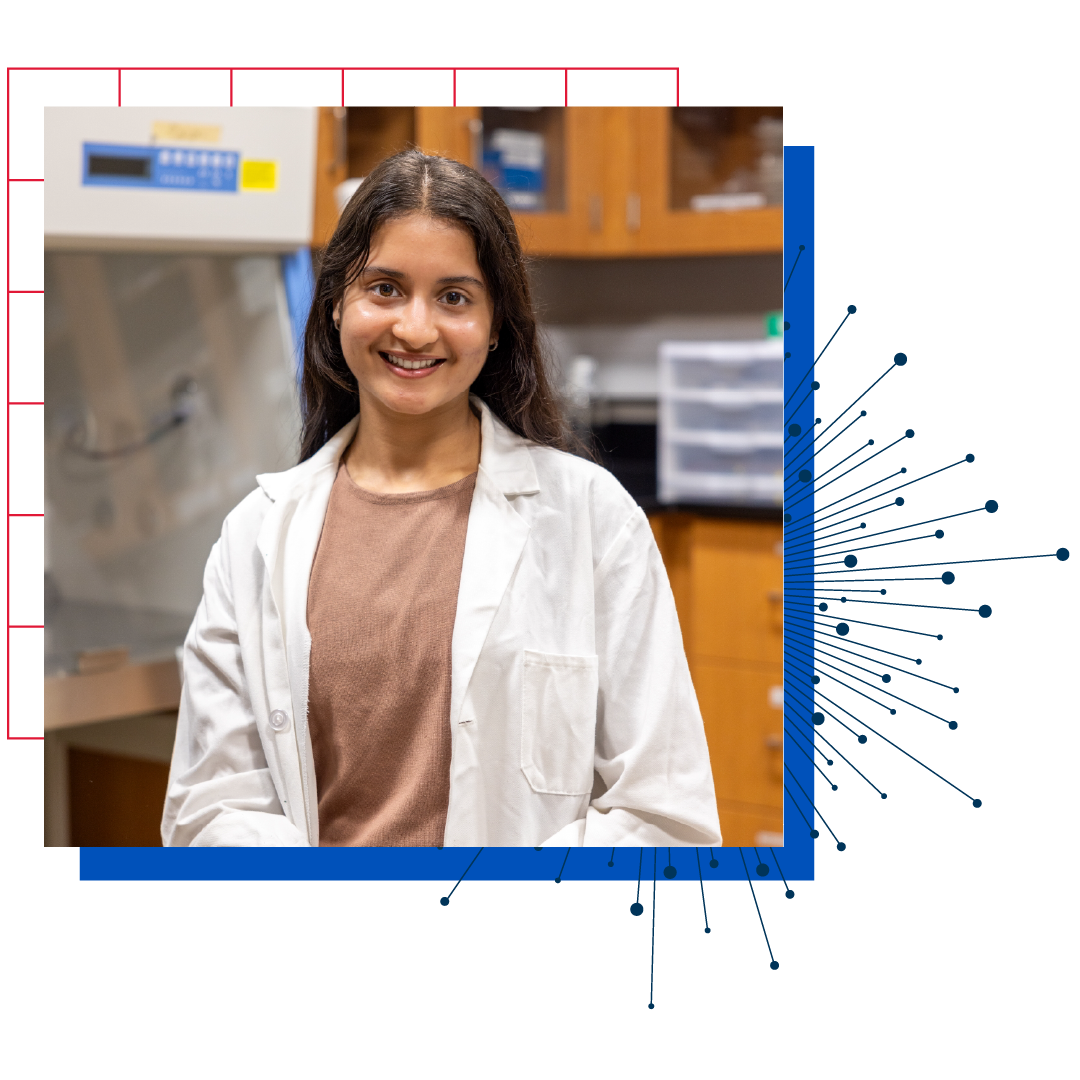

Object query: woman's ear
[331,302,341,331]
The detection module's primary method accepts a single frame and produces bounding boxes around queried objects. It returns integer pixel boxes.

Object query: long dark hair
[298,148,573,462]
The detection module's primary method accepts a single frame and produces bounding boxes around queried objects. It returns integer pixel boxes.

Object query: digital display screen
[86,154,152,179]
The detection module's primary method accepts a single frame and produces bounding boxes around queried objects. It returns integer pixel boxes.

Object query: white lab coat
[162,398,722,848]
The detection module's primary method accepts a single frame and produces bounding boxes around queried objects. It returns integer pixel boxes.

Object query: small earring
[488,339,499,352]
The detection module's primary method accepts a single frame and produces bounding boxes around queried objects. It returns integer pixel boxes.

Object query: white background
[3,3,1077,1076]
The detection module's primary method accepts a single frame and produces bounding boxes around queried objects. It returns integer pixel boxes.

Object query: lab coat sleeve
[576,508,723,847]
[161,528,308,847]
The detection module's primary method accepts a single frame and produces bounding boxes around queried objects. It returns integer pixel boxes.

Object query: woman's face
[334,213,496,420]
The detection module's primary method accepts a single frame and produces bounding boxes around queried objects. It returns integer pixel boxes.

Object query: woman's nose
[392,297,439,351]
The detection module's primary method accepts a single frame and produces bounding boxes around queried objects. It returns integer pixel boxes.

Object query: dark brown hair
[298,148,574,462]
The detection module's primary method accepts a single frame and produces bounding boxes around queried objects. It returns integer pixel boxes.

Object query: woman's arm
[161,523,308,847]
[553,508,723,847]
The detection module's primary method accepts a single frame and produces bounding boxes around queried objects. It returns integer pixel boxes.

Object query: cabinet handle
[588,195,603,233]
[626,193,641,232]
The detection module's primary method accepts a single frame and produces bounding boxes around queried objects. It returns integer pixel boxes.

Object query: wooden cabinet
[650,513,784,847]
[312,107,783,257]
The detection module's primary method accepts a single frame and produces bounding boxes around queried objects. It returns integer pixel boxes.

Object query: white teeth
[385,353,442,370]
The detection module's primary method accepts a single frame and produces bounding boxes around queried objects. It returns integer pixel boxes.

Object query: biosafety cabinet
[44,108,317,845]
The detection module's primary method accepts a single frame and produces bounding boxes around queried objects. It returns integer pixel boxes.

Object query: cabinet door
[500,108,611,257]
[691,659,784,842]
[634,109,783,256]
[689,518,784,664]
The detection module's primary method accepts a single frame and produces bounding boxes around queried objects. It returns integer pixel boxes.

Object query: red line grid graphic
[8,63,678,743]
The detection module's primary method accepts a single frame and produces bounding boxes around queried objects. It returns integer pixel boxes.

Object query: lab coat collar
[254,396,541,503]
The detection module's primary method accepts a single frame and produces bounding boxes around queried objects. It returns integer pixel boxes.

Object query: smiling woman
[161,149,724,849]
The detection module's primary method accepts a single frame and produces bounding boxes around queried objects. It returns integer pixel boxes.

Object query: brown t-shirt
[306,462,476,846]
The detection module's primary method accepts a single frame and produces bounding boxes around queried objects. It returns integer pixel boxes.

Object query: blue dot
[812,381,820,390]
[799,469,812,482]
[756,863,769,876]
[942,571,955,584]
[836,623,849,636]
[953,687,959,694]
[785,352,791,359]
[847,305,856,313]
[937,634,943,640]
[979,605,992,618]
[664,865,677,879]
[896,497,905,506]
[916,659,922,665]
[882,674,891,683]
[840,596,847,603]
[705,927,711,933]
[826,758,833,765]
[881,792,888,799]
[785,889,795,899]
[784,321,790,331]
[935,529,944,539]
[830,783,837,790]
[973,799,983,808]
[709,858,718,868]
[880,589,886,595]
[813,712,824,725]
[894,353,907,365]
[860,410,867,416]
[812,675,820,683]
[811,829,819,838]
[1057,548,1070,561]
[440,897,449,906]
[868,439,875,446]
[818,602,828,611]
[985,500,998,513]
[858,735,867,744]
[889,709,896,714]
[784,513,791,522]
[608,861,614,867]
[631,902,643,916]
[905,429,915,438]
[788,423,801,436]
[861,523,867,529]
[901,467,907,474]
[837,842,846,851]
[555,878,561,884]
[534,847,543,851]
[799,245,805,250]
[844,555,858,567]
[770,960,780,970]
[648,1003,654,1009]
[965,453,975,463]
[815,418,821,424]
[948,721,958,730]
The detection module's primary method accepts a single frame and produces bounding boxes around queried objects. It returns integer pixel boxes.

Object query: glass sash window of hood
[481,108,565,213]
[44,252,301,677]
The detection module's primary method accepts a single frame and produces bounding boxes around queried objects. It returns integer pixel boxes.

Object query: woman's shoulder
[527,442,642,522]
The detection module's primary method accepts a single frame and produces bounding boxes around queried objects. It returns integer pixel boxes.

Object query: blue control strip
[82,142,239,192]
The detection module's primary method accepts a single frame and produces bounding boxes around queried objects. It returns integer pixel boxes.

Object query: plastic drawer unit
[658,339,784,506]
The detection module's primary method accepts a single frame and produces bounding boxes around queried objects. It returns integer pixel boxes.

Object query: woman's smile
[379,350,447,376]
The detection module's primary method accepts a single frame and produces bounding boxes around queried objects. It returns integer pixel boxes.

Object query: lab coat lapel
[450,402,540,727]
[255,417,358,843]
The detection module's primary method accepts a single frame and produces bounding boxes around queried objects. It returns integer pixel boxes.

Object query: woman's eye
[443,291,466,306]
[373,282,397,297]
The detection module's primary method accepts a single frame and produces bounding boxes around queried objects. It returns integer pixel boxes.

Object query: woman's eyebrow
[437,275,486,289]
[361,265,406,279]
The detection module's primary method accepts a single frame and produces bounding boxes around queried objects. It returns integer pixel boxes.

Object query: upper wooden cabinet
[313,106,783,257]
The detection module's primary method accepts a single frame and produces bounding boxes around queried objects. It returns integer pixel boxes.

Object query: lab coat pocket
[521,650,599,796]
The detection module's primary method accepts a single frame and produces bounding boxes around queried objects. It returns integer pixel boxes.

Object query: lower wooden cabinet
[650,512,784,847]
